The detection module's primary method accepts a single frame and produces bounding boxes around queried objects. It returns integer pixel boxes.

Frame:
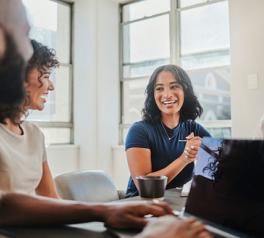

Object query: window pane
[207,127,231,138]
[27,66,72,122]
[41,128,71,144]
[123,59,169,78]
[180,1,230,55]
[123,15,170,63]
[23,0,71,63]
[180,0,206,8]
[188,66,231,121]
[123,79,148,124]
[181,50,230,70]
[122,127,129,145]
[122,0,170,22]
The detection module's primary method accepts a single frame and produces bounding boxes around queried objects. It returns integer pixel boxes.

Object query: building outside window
[120,0,231,143]
[22,0,73,144]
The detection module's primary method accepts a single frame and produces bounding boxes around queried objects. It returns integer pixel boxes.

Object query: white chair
[54,170,125,202]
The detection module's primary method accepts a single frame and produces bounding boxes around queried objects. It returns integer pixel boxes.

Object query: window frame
[25,0,74,144]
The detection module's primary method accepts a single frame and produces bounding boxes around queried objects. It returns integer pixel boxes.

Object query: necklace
[160,121,176,141]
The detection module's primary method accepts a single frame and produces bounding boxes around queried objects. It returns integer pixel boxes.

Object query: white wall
[73,0,120,175]
[112,145,130,189]
[229,0,264,138]
[47,145,80,176]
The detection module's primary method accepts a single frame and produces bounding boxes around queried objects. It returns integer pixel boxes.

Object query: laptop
[183,137,264,237]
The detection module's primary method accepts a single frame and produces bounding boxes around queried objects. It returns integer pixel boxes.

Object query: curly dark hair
[0,37,59,125]
[26,39,59,84]
[142,64,203,123]
[0,25,26,124]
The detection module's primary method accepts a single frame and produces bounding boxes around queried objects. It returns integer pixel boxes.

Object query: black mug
[136,176,167,199]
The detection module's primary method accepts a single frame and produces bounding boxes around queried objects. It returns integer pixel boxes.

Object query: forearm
[0,192,108,226]
[145,155,190,183]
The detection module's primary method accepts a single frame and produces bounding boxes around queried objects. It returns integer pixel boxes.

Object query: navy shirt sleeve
[125,122,150,150]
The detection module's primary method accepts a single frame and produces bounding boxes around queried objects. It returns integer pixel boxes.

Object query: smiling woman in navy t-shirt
[125,64,210,197]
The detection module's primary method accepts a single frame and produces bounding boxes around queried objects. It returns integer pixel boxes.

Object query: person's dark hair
[142,64,203,123]
[26,39,59,84]
[0,37,59,125]
[0,25,26,124]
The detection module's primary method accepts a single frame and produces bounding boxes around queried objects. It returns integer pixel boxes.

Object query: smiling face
[25,68,54,111]
[154,70,184,118]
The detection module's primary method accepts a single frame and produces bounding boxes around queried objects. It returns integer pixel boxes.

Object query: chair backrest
[54,170,120,202]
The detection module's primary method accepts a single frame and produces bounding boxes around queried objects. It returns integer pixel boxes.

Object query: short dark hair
[142,64,203,123]
[0,25,26,124]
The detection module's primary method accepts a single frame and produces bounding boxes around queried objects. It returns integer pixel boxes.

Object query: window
[22,0,73,144]
[120,0,231,142]
[179,0,231,137]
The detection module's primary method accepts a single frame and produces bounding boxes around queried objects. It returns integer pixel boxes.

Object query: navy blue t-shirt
[125,120,211,197]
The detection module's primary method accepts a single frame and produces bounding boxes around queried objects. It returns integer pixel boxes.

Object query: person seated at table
[0,1,212,237]
[0,38,59,198]
[125,64,211,197]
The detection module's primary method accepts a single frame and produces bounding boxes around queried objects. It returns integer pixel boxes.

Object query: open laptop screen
[185,138,264,237]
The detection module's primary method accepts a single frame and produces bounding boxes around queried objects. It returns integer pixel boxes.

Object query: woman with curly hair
[0,39,59,198]
[125,64,211,197]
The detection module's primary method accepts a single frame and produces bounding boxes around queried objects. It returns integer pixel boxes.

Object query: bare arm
[36,161,59,198]
[0,192,172,228]
[127,134,201,191]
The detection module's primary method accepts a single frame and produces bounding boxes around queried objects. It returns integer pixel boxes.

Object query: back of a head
[0,0,31,121]
[0,0,32,61]
[0,26,26,116]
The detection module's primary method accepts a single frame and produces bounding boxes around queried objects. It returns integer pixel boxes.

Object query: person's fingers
[188,150,198,157]
[152,202,174,214]
[186,219,213,238]
[187,136,201,144]
[190,145,199,151]
[198,230,213,238]
[186,139,201,149]
[185,217,197,224]
[186,132,194,139]
[190,220,206,233]
[139,203,173,217]
[184,148,197,158]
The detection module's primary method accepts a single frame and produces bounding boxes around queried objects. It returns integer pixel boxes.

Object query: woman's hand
[182,133,202,163]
